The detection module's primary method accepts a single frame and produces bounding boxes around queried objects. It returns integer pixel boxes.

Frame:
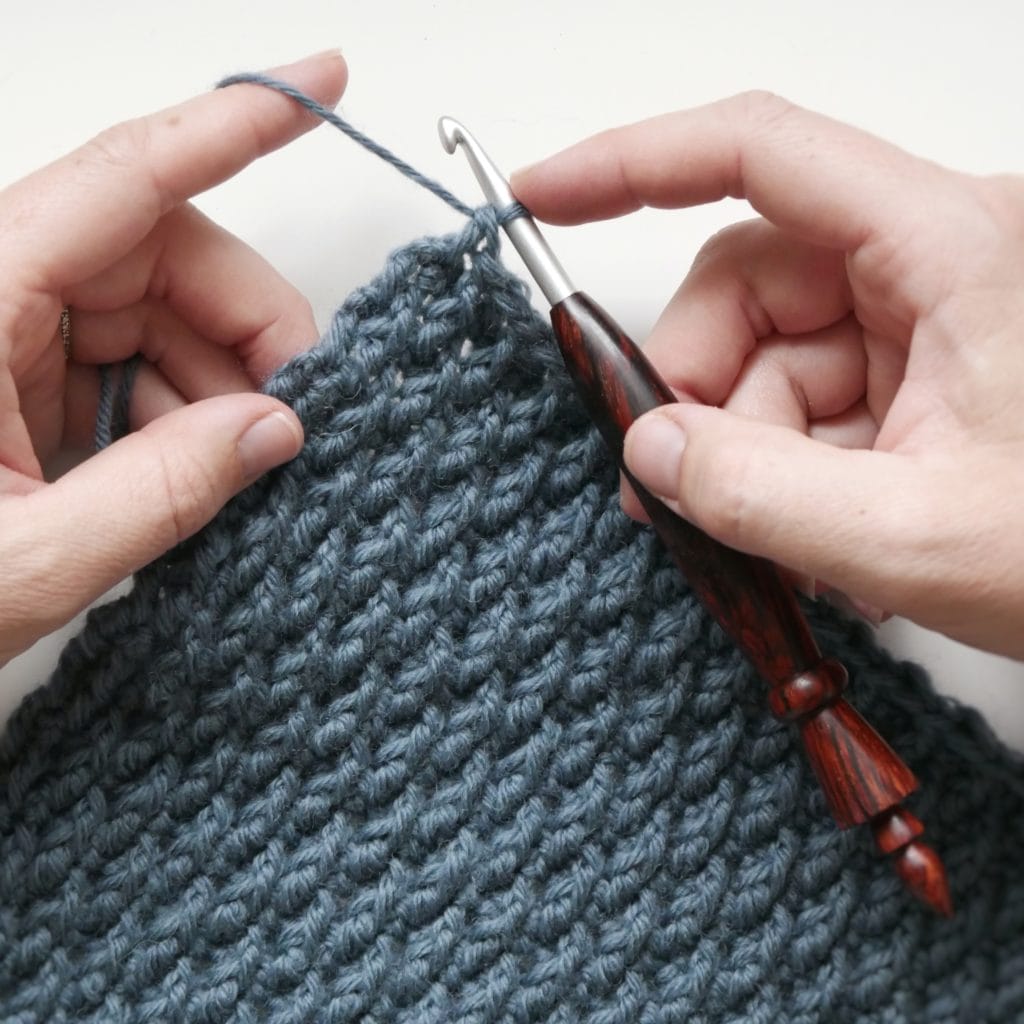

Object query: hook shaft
[438,117,576,305]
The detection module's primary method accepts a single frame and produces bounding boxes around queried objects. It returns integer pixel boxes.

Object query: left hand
[0,50,347,666]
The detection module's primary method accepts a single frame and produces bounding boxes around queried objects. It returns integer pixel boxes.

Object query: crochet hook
[439,117,952,917]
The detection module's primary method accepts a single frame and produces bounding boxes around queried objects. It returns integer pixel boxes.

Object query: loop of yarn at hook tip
[216,71,529,229]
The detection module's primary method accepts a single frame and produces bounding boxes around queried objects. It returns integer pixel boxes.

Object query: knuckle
[683,434,759,548]
[0,514,69,658]
[975,172,1023,206]
[973,173,1024,237]
[152,443,223,545]
[83,117,152,174]
[81,117,172,212]
[731,89,797,129]
[714,91,799,200]
[299,294,316,325]
[292,294,316,334]
[691,218,765,271]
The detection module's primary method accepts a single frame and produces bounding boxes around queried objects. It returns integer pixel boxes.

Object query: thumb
[19,394,302,625]
[622,404,940,610]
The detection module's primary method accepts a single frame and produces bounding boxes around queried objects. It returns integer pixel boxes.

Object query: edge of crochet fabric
[2,210,1024,1024]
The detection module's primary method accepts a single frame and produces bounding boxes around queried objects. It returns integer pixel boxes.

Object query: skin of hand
[511,91,1024,660]
[0,50,347,667]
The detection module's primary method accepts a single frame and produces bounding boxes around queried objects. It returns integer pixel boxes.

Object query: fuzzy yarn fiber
[3,209,1024,1024]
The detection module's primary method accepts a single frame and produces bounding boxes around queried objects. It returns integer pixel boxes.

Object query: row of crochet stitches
[2,209,1024,1023]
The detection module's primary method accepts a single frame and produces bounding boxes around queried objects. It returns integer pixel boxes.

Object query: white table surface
[1,0,1022,744]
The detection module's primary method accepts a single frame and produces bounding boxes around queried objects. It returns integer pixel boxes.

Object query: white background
[1,1,1022,743]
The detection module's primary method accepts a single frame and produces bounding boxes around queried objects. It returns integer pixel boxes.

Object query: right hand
[512,92,1024,659]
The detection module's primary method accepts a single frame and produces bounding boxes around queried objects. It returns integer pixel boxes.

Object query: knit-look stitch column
[2,208,1024,1023]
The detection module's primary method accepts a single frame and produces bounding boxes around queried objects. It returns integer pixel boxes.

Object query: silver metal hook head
[436,116,513,208]
[437,115,575,305]
[437,116,466,155]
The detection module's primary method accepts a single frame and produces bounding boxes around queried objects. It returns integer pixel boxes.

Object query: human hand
[0,50,347,667]
[512,92,1024,659]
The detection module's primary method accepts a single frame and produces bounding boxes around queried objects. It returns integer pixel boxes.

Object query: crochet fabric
[2,209,1024,1024]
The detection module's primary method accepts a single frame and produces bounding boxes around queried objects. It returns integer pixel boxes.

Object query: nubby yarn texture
[3,83,1024,1024]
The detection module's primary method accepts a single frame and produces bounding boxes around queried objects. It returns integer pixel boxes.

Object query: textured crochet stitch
[3,208,1024,1021]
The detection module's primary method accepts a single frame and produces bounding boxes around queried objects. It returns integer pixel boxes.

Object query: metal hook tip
[437,116,466,155]
[436,115,575,303]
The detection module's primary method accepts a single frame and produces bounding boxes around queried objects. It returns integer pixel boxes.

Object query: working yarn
[3,83,1024,1024]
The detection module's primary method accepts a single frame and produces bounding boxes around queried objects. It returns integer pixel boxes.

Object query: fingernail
[268,49,344,77]
[509,162,539,185]
[625,412,687,499]
[288,48,344,65]
[238,411,303,483]
[850,597,885,627]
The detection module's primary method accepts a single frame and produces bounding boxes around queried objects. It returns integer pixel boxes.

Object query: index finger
[510,91,937,252]
[0,50,347,293]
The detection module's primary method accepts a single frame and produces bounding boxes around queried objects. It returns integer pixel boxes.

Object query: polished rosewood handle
[551,291,952,915]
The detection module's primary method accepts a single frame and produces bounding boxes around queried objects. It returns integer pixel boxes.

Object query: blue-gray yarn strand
[95,356,141,452]
[218,72,477,217]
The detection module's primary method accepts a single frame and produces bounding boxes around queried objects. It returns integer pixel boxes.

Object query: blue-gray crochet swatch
[2,207,1024,1023]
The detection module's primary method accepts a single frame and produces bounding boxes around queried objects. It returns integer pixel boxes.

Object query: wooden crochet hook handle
[552,293,952,917]
[439,116,952,916]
